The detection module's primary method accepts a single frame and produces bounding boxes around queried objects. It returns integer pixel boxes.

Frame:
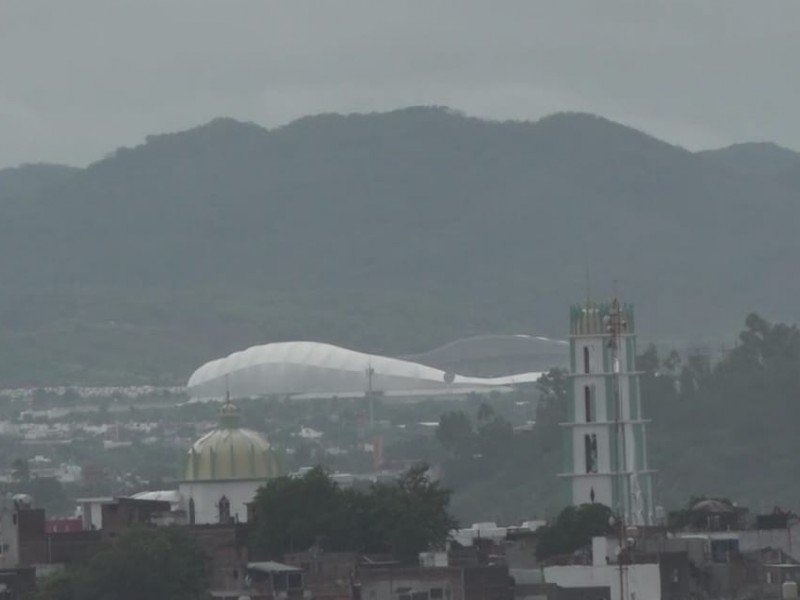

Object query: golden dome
[182,402,286,482]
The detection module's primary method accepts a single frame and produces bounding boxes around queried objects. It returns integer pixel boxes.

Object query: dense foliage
[35,527,210,600]
[644,313,800,509]
[250,464,457,563]
[436,376,566,523]
[1,108,799,384]
[535,504,615,560]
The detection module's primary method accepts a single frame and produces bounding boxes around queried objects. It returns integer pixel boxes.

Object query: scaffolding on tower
[605,297,631,600]
[605,297,629,521]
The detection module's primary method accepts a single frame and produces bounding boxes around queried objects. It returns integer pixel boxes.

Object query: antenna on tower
[585,269,592,306]
[366,361,375,429]
[224,374,231,404]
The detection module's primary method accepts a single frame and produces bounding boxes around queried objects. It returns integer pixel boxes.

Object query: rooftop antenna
[585,269,592,306]
[366,361,375,429]
[225,374,231,404]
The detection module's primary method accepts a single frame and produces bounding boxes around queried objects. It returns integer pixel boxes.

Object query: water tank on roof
[12,494,32,508]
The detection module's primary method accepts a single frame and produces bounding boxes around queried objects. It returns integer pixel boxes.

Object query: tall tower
[560,299,654,525]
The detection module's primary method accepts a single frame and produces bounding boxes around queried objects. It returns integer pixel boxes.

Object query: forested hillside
[0,107,799,384]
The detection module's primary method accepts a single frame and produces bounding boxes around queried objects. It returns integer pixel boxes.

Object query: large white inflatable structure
[187,341,541,400]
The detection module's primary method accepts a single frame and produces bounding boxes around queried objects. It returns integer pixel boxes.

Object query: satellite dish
[443,372,455,384]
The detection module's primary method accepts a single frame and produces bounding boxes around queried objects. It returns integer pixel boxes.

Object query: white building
[126,401,285,526]
[178,401,285,524]
[560,299,655,525]
[544,537,662,600]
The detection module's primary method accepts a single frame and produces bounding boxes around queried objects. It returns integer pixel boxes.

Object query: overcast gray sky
[1,1,798,169]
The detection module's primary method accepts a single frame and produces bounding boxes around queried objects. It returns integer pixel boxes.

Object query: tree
[536,368,568,405]
[434,384,566,522]
[35,527,210,600]
[250,464,456,562]
[475,404,513,463]
[435,411,474,459]
[22,477,72,516]
[11,458,29,482]
[536,503,614,560]
[678,352,711,398]
[250,466,354,557]
[363,463,458,562]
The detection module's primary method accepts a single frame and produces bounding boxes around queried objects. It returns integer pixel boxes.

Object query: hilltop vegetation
[1,107,800,384]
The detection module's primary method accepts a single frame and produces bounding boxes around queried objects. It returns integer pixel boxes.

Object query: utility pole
[605,297,629,600]
[366,363,375,429]
[606,296,630,521]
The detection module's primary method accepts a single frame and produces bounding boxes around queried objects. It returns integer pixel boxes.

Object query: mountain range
[1,107,799,385]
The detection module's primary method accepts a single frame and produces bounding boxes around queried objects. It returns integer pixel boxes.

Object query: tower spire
[585,269,592,307]
[217,374,240,428]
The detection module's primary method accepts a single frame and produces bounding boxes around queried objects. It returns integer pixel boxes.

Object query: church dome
[182,401,285,482]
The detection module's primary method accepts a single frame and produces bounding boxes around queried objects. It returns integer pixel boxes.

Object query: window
[584,386,592,422]
[287,573,303,590]
[583,347,590,373]
[711,539,739,563]
[274,574,287,591]
[584,434,598,474]
[188,498,196,525]
[218,495,231,524]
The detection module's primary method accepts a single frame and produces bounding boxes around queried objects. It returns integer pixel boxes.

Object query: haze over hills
[0,106,799,385]
[697,142,800,180]
[0,163,80,202]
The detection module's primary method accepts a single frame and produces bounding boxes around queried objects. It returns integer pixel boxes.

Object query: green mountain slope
[0,107,798,385]
[698,142,800,179]
[0,163,80,202]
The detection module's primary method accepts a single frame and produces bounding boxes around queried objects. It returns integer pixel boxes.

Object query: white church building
[134,400,285,525]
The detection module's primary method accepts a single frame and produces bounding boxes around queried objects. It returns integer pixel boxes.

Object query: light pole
[365,364,375,429]
[609,513,628,600]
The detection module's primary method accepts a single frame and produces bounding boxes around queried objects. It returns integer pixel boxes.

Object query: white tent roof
[187,341,541,400]
[130,490,182,504]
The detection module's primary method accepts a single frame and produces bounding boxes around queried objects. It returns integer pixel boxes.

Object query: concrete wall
[358,566,512,600]
[359,567,462,600]
[79,501,107,530]
[572,476,613,509]
[674,529,800,561]
[179,479,261,525]
[544,562,661,600]
[0,510,20,569]
[737,529,800,556]
[184,525,249,593]
[101,499,171,534]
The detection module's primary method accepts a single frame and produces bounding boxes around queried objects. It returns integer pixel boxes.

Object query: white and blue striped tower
[560,298,655,525]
